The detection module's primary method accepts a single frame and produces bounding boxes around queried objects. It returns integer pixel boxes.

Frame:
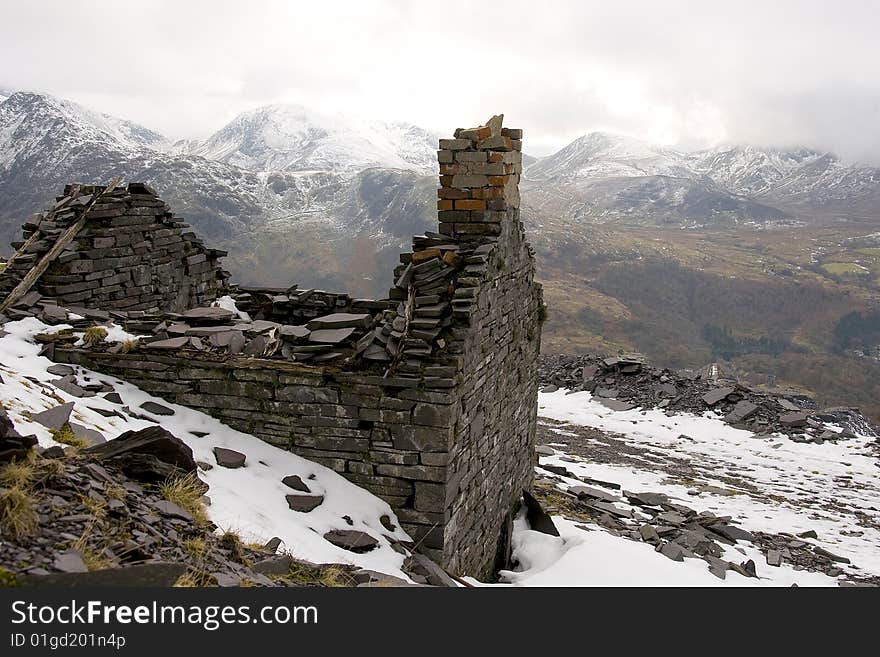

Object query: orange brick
[488,176,507,187]
[439,175,453,187]
[442,251,462,267]
[455,199,487,211]
[412,248,442,263]
[437,199,454,211]
[482,186,504,199]
[488,152,504,163]
[438,188,470,199]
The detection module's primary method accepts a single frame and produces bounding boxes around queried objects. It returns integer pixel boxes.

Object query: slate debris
[538,353,879,441]
[86,426,197,482]
[281,474,311,493]
[285,494,324,512]
[30,402,76,430]
[139,401,175,416]
[533,469,865,584]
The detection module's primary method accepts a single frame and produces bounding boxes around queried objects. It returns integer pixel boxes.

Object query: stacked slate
[0,183,229,316]
[229,286,393,327]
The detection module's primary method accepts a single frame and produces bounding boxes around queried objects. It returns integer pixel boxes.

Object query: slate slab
[724,400,759,424]
[522,489,560,536]
[285,494,324,512]
[53,550,88,574]
[282,475,311,493]
[779,412,809,428]
[180,307,235,324]
[306,313,372,331]
[67,422,105,446]
[323,529,379,553]
[598,398,636,412]
[30,402,75,430]
[140,401,175,416]
[309,328,356,344]
[19,563,186,587]
[144,337,190,350]
[569,485,620,503]
[213,446,246,469]
[702,387,736,406]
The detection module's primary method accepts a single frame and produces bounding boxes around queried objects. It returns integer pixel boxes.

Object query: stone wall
[11,116,543,578]
[0,183,228,314]
[429,116,541,576]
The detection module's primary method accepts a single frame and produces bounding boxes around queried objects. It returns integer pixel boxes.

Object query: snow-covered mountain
[2,90,879,290]
[0,91,274,246]
[527,132,695,181]
[181,104,439,175]
[526,132,880,225]
[0,91,437,296]
[0,91,168,166]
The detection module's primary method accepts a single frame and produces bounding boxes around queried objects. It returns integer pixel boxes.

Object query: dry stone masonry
[0,115,543,578]
[0,182,228,316]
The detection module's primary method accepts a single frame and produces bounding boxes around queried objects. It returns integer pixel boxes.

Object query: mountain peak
[188,103,438,175]
[527,131,691,180]
[0,90,168,157]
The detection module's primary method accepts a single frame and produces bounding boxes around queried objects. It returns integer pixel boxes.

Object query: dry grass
[0,460,35,489]
[0,487,38,538]
[159,473,208,526]
[183,536,208,559]
[273,561,353,587]
[82,326,108,346]
[174,570,216,587]
[50,425,87,449]
[120,339,139,354]
[102,482,127,501]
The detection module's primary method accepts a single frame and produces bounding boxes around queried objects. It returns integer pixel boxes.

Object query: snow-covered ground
[496,389,880,587]
[0,318,411,579]
[4,316,879,587]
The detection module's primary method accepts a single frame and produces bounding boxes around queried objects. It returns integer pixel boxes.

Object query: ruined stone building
[0,116,543,578]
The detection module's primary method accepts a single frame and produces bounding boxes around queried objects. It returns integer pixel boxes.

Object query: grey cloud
[1,0,878,162]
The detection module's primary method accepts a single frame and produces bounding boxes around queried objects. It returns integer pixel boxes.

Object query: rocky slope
[492,353,880,587]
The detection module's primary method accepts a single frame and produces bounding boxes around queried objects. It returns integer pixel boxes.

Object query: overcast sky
[2,0,879,161]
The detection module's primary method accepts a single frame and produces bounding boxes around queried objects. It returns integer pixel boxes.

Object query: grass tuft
[183,536,208,559]
[82,326,108,346]
[0,460,35,489]
[50,425,87,449]
[0,487,38,538]
[272,561,353,587]
[120,339,139,354]
[159,473,208,526]
[174,570,216,587]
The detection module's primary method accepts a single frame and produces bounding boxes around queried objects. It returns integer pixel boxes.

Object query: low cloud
[1,0,878,162]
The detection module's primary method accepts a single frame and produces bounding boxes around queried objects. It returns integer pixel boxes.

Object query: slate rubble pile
[531,463,867,583]
[538,353,878,442]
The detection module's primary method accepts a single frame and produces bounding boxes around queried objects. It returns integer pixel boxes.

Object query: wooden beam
[0,178,120,314]
[2,185,83,272]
